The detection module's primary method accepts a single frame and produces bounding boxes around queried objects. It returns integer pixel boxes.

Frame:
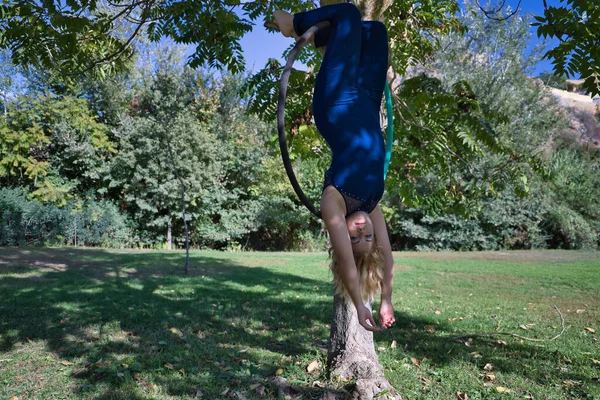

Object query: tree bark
[327,294,400,400]
[167,219,172,250]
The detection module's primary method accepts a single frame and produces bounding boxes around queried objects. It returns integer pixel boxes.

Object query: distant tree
[108,68,226,248]
[537,71,568,90]
[0,88,113,203]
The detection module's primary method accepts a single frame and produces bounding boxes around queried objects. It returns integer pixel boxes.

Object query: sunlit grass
[0,248,598,399]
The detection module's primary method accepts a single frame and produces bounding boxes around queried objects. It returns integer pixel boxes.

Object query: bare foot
[273,10,296,38]
[378,299,395,329]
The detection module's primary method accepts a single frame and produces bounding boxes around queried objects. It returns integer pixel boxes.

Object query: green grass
[0,248,599,399]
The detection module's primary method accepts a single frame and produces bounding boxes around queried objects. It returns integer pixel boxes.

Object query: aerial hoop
[277,21,394,219]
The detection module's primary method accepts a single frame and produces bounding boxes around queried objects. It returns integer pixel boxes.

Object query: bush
[0,188,132,247]
[541,205,598,250]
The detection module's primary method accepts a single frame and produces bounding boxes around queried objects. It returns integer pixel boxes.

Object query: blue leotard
[293,3,388,216]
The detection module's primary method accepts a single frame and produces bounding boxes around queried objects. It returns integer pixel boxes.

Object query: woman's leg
[357,21,388,93]
[293,3,363,106]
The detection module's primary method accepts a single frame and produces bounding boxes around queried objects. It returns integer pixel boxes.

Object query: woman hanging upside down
[274,2,395,332]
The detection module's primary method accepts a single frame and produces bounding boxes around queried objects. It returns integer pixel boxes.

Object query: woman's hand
[357,304,380,332]
[378,298,395,329]
[273,10,299,40]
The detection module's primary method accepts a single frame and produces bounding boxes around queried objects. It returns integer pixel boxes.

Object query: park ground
[0,248,599,399]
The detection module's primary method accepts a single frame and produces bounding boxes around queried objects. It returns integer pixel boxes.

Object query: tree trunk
[167,219,172,250]
[327,294,400,400]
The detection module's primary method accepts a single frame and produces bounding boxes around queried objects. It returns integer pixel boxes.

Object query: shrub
[0,188,132,247]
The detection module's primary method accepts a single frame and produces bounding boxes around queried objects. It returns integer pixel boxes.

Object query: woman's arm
[370,204,395,328]
[321,186,379,332]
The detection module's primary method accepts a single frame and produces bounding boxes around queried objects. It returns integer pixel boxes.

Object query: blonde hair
[328,236,385,302]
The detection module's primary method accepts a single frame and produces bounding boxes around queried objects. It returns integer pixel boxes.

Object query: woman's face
[346,211,374,254]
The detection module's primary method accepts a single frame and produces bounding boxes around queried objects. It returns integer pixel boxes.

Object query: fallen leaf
[408,322,417,329]
[312,381,325,388]
[255,385,265,397]
[519,324,528,330]
[465,338,473,347]
[435,310,442,315]
[377,346,386,351]
[165,363,174,370]
[480,373,495,381]
[275,368,284,376]
[496,386,511,393]
[483,363,494,371]
[60,360,74,366]
[424,325,435,333]
[26,338,33,344]
[576,309,586,314]
[220,388,229,396]
[591,359,600,365]
[117,372,124,378]
[584,327,595,334]
[562,380,577,388]
[306,360,320,373]
[391,340,397,349]
[456,391,469,400]
[9,397,19,400]
[410,357,422,368]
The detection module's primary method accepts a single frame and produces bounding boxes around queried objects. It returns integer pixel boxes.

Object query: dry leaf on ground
[306,360,320,373]
[584,327,595,334]
[563,380,579,388]
[410,357,422,368]
[456,391,469,400]
[483,363,494,371]
[479,373,495,381]
[424,325,435,333]
[496,386,511,393]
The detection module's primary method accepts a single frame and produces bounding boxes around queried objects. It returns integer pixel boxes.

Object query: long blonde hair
[328,236,385,302]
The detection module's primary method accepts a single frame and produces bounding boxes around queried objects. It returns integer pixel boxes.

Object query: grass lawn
[0,248,599,399]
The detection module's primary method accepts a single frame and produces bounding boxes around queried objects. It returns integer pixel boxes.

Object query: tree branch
[476,0,522,22]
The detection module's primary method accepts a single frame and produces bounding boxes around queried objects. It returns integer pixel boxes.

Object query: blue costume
[293,3,388,216]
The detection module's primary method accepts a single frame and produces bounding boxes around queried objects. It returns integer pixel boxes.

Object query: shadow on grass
[0,248,592,398]
[1,248,339,397]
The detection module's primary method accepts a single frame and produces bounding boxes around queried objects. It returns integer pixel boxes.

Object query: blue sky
[238,0,564,76]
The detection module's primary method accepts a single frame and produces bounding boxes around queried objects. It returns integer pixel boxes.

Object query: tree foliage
[532,0,600,97]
